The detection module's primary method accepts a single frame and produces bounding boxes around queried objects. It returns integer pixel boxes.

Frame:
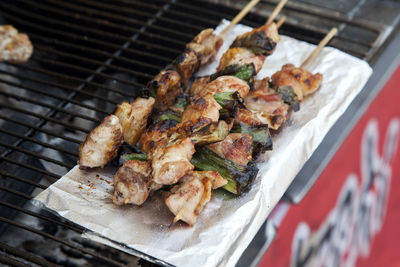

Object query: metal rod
[0,242,58,267]
[1,170,47,190]
[0,217,126,267]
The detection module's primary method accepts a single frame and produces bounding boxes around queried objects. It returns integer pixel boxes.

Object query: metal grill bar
[0,77,113,114]
[0,253,31,267]
[0,217,125,267]
[0,171,47,190]
[0,141,74,169]
[0,11,181,55]
[0,243,58,267]
[26,0,194,40]
[0,69,120,106]
[65,0,204,31]
[0,91,100,124]
[0,129,77,157]
[4,64,138,99]
[29,32,172,66]
[2,3,187,47]
[0,115,82,144]
[35,45,160,77]
[0,104,90,134]
[0,201,83,233]
[0,185,33,200]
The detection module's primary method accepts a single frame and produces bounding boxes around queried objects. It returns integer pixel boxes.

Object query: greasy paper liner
[34,20,372,267]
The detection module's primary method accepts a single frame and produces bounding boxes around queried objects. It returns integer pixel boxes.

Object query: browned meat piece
[190,170,227,189]
[217,47,265,73]
[152,70,183,111]
[180,93,221,127]
[139,120,174,153]
[0,25,33,64]
[188,76,210,97]
[174,48,200,87]
[234,79,289,130]
[165,171,227,225]
[149,137,195,185]
[186,28,223,65]
[113,160,151,206]
[78,115,123,168]
[230,23,280,56]
[114,97,155,146]
[195,75,250,99]
[271,64,323,100]
[207,133,253,166]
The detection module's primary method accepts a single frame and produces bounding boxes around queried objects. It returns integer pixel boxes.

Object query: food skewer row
[163,27,337,224]
[113,7,290,225]
[79,0,292,225]
[78,0,262,168]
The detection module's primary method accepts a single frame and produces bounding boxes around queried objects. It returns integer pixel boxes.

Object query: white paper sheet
[34,20,372,267]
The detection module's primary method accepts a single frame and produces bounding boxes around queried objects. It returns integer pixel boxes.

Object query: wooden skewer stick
[265,0,289,25]
[300,27,338,69]
[219,0,260,36]
[276,15,286,29]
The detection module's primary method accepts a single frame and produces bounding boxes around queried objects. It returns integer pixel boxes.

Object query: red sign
[260,66,400,267]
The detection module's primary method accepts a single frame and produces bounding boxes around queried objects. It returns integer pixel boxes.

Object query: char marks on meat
[113,160,152,206]
[165,171,227,225]
[78,115,124,168]
[207,133,253,166]
[114,97,155,146]
[272,63,323,100]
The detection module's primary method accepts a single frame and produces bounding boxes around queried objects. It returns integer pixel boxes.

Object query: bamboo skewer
[300,27,338,69]
[265,0,289,25]
[276,15,286,29]
[219,0,261,36]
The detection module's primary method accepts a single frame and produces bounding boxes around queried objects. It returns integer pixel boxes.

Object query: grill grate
[0,0,396,266]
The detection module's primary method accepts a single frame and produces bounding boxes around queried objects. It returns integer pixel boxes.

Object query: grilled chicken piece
[165,171,227,225]
[180,93,221,127]
[187,28,223,65]
[149,137,195,185]
[217,47,265,73]
[230,23,280,56]
[235,79,289,130]
[207,133,253,166]
[193,75,250,99]
[152,70,183,111]
[0,25,33,64]
[78,115,123,168]
[114,97,155,146]
[188,76,210,97]
[113,160,151,206]
[139,120,174,153]
[174,48,200,87]
[271,64,323,100]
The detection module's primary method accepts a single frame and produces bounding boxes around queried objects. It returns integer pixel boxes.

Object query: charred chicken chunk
[0,25,33,64]
[207,133,253,166]
[149,137,195,185]
[114,97,155,146]
[186,28,223,65]
[217,47,265,73]
[230,23,280,56]
[194,75,250,100]
[139,120,174,153]
[188,76,210,97]
[165,171,226,225]
[235,80,289,130]
[180,93,222,126]
[271,64,323,100]
[151,70,183,111]
[78,115,123,168]
[174,48,200,87]
[113,160,151,206]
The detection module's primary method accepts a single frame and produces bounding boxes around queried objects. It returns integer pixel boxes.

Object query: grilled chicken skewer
[236,28,337,131]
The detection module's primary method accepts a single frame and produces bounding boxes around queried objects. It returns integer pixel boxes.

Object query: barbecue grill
[1,0,399,266]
